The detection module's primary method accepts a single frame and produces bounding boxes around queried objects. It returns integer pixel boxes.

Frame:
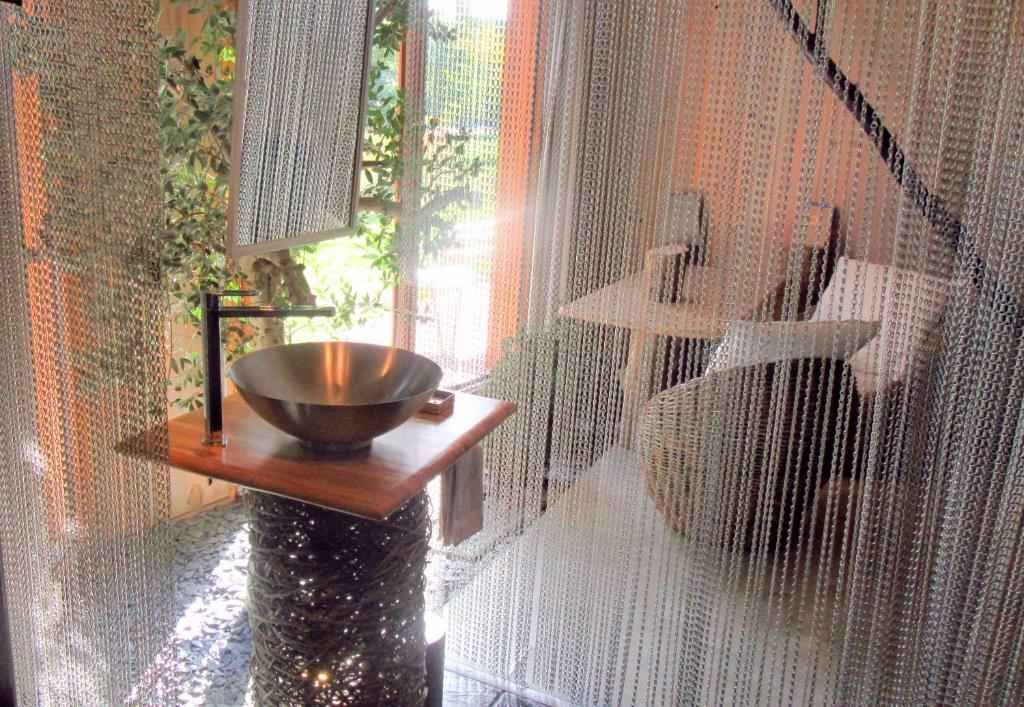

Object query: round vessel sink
[228,341,443,453]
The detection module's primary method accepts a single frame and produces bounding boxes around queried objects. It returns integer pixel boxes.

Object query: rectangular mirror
[227,0,373,257]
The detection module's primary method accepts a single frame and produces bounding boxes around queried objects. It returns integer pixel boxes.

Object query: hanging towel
[440,444,484,546]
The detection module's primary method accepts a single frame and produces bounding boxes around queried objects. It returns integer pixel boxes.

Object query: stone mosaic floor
[168,501,253,706]
[168,499,543,706]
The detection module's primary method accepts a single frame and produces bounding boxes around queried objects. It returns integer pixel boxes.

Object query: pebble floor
[168,500,541,706]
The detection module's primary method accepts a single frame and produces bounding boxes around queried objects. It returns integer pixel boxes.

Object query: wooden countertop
[167,393,515,521]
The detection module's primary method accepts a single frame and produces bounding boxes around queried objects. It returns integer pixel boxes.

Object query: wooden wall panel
[664,1,944,275]
[487,0,542,365]
[671,2,813,296]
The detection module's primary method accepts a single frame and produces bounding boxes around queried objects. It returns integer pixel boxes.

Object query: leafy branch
[160,0,480,411]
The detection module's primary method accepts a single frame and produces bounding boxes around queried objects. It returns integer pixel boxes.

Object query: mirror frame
[226,0,374,257]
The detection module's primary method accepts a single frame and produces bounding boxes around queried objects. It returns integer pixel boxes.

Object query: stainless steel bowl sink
[228,341,443,453]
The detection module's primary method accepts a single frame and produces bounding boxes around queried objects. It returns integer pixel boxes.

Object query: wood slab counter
[167,392,515,520]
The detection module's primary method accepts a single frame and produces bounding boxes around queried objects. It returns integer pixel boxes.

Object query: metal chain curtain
[410,0,1024,704]
[399,0,512,390]
[0,2,172,704]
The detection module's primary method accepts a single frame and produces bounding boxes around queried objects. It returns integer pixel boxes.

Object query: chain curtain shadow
[411,1,1024,704]
[0,2,172,704]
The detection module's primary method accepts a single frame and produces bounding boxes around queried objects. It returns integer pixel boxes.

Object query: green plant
[159,0,247,411]
[481,321,562,401]
[355,3,483,277]
[159,0,482,411]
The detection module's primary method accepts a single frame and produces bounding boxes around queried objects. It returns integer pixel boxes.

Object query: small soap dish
[420,390,454,417]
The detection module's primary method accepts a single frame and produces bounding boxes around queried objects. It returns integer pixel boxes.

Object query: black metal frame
[768,1,962,249]
[0,545,14,706]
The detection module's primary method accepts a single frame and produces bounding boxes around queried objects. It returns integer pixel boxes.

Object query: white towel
[440,445,484,546]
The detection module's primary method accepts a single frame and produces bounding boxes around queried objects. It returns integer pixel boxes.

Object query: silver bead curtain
[409,1,1024,704]
[228,0,373,255]
[0,1,172,704]
[0,0,1020,704]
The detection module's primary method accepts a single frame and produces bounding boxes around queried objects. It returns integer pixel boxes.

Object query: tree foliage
[160,0,245,410]
[159,0,481,411]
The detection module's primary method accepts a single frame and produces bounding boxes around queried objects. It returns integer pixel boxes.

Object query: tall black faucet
[201,290,335,446]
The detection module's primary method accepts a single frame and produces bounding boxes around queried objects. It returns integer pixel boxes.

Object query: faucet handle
[205,289,261,299]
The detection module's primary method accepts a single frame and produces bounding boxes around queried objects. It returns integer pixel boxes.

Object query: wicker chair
[638,255,950,549]
[637,357,860,550]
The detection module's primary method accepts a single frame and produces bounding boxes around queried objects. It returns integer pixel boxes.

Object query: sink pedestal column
[246,490,430,706]
[162,393,516,704]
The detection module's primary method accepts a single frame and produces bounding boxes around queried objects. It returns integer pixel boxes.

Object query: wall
[158,0,236,38]
[667,1,965,275]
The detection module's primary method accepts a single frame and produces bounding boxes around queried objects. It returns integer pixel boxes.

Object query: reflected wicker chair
[638,254,951,549]
[636,357,860,550]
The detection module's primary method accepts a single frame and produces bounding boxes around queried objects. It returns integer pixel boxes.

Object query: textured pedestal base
[246,491,430,706]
